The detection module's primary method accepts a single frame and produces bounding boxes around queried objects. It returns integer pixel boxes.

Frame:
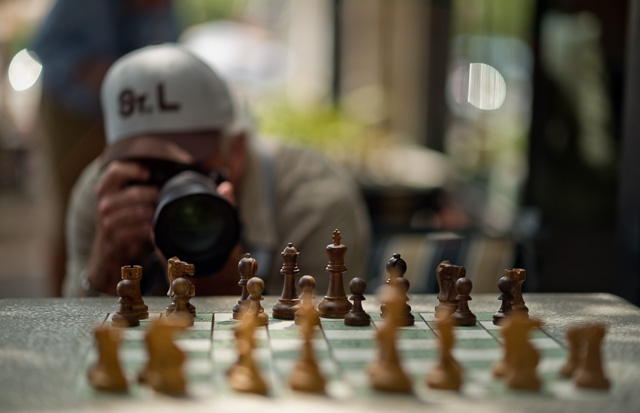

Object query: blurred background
[0,0,637,304]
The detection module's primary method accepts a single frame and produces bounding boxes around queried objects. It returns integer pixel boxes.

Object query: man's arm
[65,160,158,296]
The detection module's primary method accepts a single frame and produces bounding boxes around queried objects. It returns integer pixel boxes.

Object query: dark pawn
[452,277,476,326]
[112,279,140,328]
[167,277,194,326]
[345,277,371,327]
[295,275,320,326]
[393,276,414,326]
[246,277,269,326]
[233,253,257,320]
[380,253,407,318]
[493,276,514,325]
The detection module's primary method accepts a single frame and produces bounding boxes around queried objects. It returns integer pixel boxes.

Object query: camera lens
[153,171,241,277]
[166,195,222,251]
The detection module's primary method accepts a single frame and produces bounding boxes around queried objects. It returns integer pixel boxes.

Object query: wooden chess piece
[87,325,128,393]
[452,277,476,326]
[426,312,463,391]
[574,323,610,390]
[493,276,513,325]
[493,312,542,391]
[233,253,257,320]
[560,326,582,378]
[167,277,194,327]
[121,265,148,319]
[345,277,371,327]
[318,229,352,318]
[295,275,320,326]
[229,308,268,395]
[393,276,415,326]
[380,253,407,318]
[435,261,466,318]
[112,279,140,328]
[273,243,301,320]
[138,318,188,395]
[290,294,326,393]
[367,284,413,393]
[505,268,528,316]
[506,315,542,391]
[166,257,196,317]
[246,277,269,326]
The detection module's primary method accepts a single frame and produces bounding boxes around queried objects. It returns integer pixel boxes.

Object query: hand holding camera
[88,161,159,294]
[86,158,241,295]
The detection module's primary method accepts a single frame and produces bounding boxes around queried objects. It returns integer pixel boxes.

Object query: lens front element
[153,171,241,277]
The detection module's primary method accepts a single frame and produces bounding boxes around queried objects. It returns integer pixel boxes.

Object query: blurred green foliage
[175,0,249,28]
[257,98,378,163]
[452,0,535,39]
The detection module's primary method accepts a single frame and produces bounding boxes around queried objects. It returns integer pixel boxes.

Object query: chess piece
[393,276,415,326]
[138,318,188,395]
[233,253,257,320]
[166,257,196,317]
[318,229,352,318]
[367,283,413,393]
[121,265,148,319]
[426,312,463,390]
[167,277,194,327]
[112,279,140,328]
[493,276,513,325]
[344,277,371,327]
[290,294,326,393]
[295,275,320,326]
[560,326,582,378]
[493,312,542,391]
[435,261,466,318]
[380,253,407,318]
[87,325,128,393]
[505,268,528,316]
[229,308,268,395]
[273,243,301,320]
[574,323,610,390]
[452,277,476,326]
[246,277,269,326]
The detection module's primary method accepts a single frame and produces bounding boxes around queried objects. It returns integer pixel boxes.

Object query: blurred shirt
[64,139,372,297]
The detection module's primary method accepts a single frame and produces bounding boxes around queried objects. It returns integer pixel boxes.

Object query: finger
[98,185,158,217]
[111,222,154,249]
[96,161,150,197]
[101,204,155,236]
[217,181,236,206]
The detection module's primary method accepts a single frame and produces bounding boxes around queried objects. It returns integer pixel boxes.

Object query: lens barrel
[153,171,241,277]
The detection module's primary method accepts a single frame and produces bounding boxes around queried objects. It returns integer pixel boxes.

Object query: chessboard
[3,294,639,413]
[76,306,613,412]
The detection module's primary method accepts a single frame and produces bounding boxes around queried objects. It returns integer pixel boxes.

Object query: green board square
[328,340,377,349]
[456,339,500,349]
[401,349,437,359]
[180,330,212,340]
[476,312,495,322]
[213,321,239,330]
[194,313,213,322]
[398,329,436,339]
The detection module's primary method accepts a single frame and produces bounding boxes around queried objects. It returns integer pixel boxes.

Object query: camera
[129,159,241,277]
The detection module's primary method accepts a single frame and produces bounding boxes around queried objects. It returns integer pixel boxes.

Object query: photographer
[64,43,371,297]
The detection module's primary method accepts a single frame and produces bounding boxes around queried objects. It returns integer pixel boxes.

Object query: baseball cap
[100,43,234,166]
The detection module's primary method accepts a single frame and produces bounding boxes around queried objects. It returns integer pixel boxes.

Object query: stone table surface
[1,293,639,412]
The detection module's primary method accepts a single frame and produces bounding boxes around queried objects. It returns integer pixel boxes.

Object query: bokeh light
[8,49,42,92]
[467,62,506,110]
